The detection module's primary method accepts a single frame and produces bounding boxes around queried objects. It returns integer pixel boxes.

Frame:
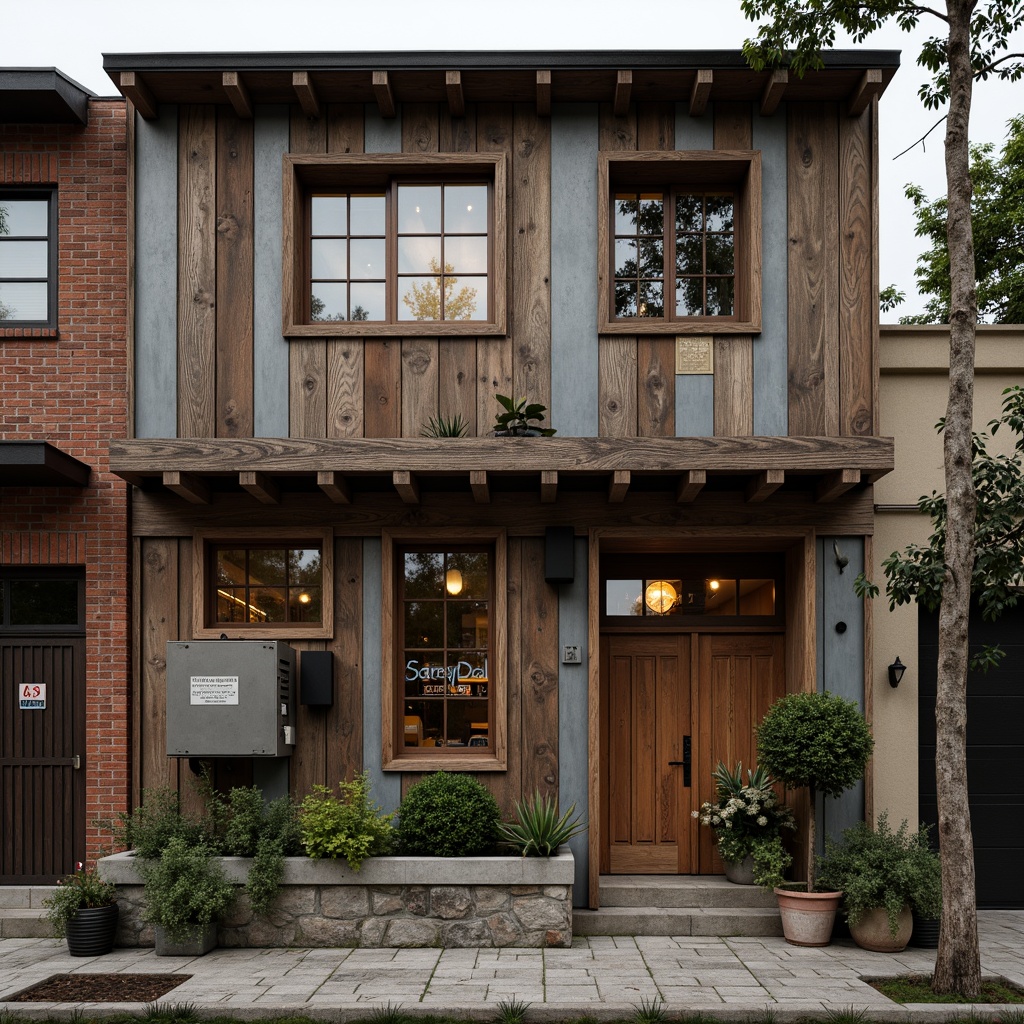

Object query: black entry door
[918,605,1024,908]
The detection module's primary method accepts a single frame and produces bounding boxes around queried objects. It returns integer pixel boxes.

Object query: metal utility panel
[165,641,296,757]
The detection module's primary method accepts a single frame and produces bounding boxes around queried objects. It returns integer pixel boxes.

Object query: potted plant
[43,862,119,956]
[498,791,587,857]
[493,394,556,436]
[693,762,796,886]
[139,835,235,955]
[816,813,942,952]
[755,690,874,946]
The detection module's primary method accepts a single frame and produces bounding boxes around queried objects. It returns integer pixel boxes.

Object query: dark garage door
[919,604,1024,908]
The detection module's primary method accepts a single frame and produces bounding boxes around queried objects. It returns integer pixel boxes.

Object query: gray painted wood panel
[362,538,400,812]
[135,106,178,439]
[752,105,788,436]
[364,107,402,154]
[674,105,715,437]
[253,106,290,438]
[558,536,589,906]
[551,104,598,438]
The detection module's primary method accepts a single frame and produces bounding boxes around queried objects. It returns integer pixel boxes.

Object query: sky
[5,0,1022,321]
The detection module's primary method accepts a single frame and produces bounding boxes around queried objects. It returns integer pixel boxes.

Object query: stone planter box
[98,849,574,949]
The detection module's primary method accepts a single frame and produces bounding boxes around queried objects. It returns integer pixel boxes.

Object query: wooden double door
[600,632,785,874]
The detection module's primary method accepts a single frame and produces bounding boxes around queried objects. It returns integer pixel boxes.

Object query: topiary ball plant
[395,771,501,857]
[756,690,873,891]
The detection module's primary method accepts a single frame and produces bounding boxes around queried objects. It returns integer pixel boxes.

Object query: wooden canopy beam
[689,69,713,117]
[760,69,788,116]
[222,72,253,119]
[745,469,784,504]
[536,70,551,116]
[849,69,883,116]
[239,471,279,504]
[608,470,630,503]
[541,470,558,504]
[816,468,861,503]
[614,70,632,117]
[317,470,351,503]
[373,71,397,118]
[446,70,465,117]
[676,469,707,504]
[470,470,490,504]
[120,72,157,120]
[163,471,209,504]
[292,72,321,118]
[393,470,419,504]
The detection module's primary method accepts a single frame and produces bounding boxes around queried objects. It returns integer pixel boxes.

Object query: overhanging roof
[0,441,91,486]
[0,69,94,124]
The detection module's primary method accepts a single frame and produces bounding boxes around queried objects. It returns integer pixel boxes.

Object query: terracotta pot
[723,855,755,885]
[774,888,841,946]
[849,905,912,952]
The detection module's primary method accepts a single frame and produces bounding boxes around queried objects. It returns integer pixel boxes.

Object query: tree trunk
[932,0,981,998]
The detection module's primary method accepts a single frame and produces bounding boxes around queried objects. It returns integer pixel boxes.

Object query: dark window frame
[0,187,58,330]
[0,567,84,634]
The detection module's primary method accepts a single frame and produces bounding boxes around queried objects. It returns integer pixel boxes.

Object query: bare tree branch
[894,113,948,159]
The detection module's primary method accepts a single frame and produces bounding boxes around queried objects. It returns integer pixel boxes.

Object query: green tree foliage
[402,259,478,321]
[899,117,1024,324]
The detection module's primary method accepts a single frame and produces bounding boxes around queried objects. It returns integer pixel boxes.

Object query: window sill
[193,624,332,641]
[285,320,506,339]
[599,319,761,336]
[383,753,507,772]
[1,327,59,340]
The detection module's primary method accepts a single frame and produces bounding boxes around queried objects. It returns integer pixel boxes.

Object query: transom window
[0,190,56,327]
[0,570,84,632]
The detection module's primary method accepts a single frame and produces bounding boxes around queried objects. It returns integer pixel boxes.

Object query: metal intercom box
[166,641,296,757]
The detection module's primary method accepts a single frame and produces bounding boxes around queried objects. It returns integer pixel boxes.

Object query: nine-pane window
[211,544,323,626]
[0,191,55,326]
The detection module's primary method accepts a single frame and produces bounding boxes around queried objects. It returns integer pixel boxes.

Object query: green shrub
[43,864,118,938]
[112,786,208,859]
[396,771,501,857]
[299,772,394,870]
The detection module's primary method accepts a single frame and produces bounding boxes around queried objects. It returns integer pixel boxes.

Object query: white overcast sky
[5,0,1022,320]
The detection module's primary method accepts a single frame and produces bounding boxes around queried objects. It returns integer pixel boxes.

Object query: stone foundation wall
[100,851,574,949]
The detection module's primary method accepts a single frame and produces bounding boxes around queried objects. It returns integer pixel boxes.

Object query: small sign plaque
[190,675,239,706]
[19,683,46,710]
[675,336,714,375]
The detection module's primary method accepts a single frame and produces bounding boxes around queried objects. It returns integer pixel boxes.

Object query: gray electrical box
[166,641,296,757]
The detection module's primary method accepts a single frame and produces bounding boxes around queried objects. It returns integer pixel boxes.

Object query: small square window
[0,190,57,328]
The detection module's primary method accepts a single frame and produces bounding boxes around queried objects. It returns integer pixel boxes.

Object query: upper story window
[0,569,84,633]
[598,152,761,335]
[284,154,506,338]
[0,190,57,329]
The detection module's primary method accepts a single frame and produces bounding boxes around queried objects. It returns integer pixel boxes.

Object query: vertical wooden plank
[326,339,364,437]
[364,340,402,437]
[401,339,439,437]
[327,103,365,154]
[177,105,217,438]
[131,537,143,808]
[490,537,523,816]
[289,110,328,438]
[521,537,558,799]
[402,102,439,154]
[215,109,254,438]
[176,537,208,819]
[438,340,477,434]
[839,105,874,436]
[440,105,476,153]
[290,639,326,798]
[476,339,513,436]
[327,537,363,784]
[637,338,675,436]
[788,102,840,436]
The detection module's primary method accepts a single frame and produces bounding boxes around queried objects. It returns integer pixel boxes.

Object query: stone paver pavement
[1,911,1022,1020]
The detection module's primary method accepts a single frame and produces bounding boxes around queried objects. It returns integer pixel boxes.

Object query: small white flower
[757,816,768,826]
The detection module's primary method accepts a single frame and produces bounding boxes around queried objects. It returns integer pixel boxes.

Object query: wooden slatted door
[602,634,692,873]
[0,637,85,883]
[695,634,786,874]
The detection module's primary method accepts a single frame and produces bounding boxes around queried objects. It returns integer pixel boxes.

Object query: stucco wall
[872,324,1024,827]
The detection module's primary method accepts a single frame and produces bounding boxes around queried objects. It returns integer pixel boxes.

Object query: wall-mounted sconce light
[445,569,463,596]
[833,540,849,574]
[888,656,907,688]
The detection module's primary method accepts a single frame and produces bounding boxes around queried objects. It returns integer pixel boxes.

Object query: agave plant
[498,791,586,856]
[421,413,469,438]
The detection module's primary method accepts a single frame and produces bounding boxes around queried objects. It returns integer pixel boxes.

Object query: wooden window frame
[382,528,507,772]
[598,151,762,335]
[0,187,58,330]
[283,153,507,338]
[192,527,334,640]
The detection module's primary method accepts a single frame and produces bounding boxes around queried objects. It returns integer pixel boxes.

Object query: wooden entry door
[602,634,692,873]
[0,637,86,883]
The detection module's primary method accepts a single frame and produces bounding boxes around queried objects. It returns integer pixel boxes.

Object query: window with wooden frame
[382,529,507,771]
[193,528,333,640]
[0,188,57,329]
[283,154,507,338]
[598,151,761,334]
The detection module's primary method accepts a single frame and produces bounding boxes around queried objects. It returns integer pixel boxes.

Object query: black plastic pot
[65,904,119,956]
[909,910,940,948]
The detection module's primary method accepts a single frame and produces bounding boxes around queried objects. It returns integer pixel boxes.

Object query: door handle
[72,755,81,770]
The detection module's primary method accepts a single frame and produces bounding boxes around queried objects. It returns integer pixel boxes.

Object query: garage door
[918,604,1024,908]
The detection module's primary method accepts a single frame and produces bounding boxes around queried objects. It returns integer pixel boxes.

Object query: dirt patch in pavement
[9,972,191,1002]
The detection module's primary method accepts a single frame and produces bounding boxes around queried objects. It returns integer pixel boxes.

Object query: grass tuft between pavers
[868,974,1024,1005]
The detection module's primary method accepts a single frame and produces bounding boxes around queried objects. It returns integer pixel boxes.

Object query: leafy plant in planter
[493,394,556,436]
[816,812,942,951]
[299,771,394,869]
[693,762,796,887]
[396,771,501,856]
[43,863,119,956]
[499,791,587,856]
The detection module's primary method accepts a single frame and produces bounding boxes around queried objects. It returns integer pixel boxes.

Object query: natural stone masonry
[98,851,574,949]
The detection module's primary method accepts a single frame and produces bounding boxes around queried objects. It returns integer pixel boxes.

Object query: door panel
[602,635,691,873]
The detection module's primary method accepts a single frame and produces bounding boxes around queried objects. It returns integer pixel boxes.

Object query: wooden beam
[317,470,351,503]
[118,472,147,488]
[536,70,552,116]
[393,470,419,504]
[689,69,713,117]
[445,70,465,117]
[816,468,861,503]
[373,71,396,119]
[540,470,558,504]
[608,470,630,503]
[760,69,788,116]
[470,470,490,504]
[745,469,784,504]
[614,70,632,117]
[239,471,279,504]
[222,72,253,119]
[292,72,321,118]
[849,69,883,117]
[163,471,209,504]
[676,469,707,504]
[119,72,157,120]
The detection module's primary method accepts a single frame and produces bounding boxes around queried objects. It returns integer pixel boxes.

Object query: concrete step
[0,909,56,938]
[599,875,778,910]
[573,906,783,937]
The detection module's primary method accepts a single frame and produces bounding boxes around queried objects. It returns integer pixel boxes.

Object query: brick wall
[1,99,130,867]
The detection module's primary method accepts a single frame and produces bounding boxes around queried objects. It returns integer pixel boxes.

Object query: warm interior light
[644,580,678,615]
[298,592,311,605]
[708,579,720,591]
[216,588,268,622]
[445,568,464,596]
